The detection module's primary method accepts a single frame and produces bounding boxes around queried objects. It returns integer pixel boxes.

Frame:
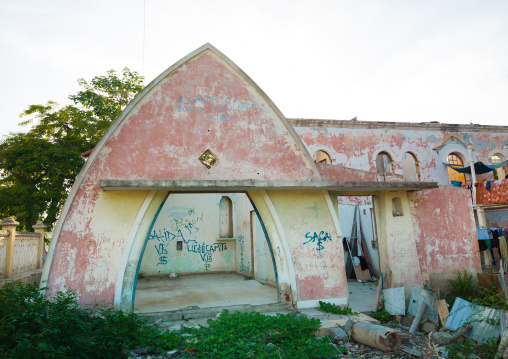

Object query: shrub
[0,282,179,359]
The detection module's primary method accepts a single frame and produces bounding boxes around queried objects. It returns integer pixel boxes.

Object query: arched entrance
[41,44,349,311]
[129,192,280,313]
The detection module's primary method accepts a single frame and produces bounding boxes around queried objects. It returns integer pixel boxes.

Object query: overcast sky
[1,0,507,139]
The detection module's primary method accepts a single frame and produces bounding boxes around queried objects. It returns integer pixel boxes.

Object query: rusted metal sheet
[445,297,504,343]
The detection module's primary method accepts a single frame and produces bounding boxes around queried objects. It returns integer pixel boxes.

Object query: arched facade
[42,44,348,310]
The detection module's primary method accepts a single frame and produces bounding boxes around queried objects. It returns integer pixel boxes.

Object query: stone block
[421,322,437,333]
[330,327,348,340]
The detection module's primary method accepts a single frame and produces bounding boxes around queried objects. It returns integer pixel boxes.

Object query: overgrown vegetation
[446,270,508,310]
[0,282,345,359]
[0,68,144,231]
[371,308,393,323]
[446,337,498,359]
[319,301,357,316]
[182,310,346,358]
[0,282,179,358]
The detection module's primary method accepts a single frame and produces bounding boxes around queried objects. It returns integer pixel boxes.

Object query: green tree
[0,68,144,231]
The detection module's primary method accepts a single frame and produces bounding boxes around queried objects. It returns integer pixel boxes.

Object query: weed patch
[446,270,508,310]
[319,301,357,316]
[181,310,346,358]
[371,308,393,323]
[446,337,498,359]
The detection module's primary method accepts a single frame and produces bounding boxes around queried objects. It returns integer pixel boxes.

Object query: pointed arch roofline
[41,44,322,286]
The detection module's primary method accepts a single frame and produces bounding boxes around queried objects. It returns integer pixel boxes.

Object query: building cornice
[288,118,508,133]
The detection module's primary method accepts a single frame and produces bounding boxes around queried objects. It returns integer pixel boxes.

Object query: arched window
[219,196,233,238]
[313,150,332,164]
[492,153,505,164]
[402,152,420,180]
[447,152,466,185]
[376,152,393,174]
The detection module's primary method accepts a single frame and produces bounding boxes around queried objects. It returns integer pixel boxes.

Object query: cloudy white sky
[0,0,507,139]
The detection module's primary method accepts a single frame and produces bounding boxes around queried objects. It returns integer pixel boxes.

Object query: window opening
[446,152,466,185]
[313,150,332,164]
[402,152,420,180]
[492,153,504,164]
[392,197,403,217]
[376,152,393,174]
[219,196,233,238]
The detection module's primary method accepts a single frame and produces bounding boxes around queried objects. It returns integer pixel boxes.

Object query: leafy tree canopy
[0,68,144,231]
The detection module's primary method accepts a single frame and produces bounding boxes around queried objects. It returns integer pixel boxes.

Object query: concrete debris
[421,321,438,333]
[330,327,348,340]
[430,324,472,345]
[407,286,439,325]
[382,287,406,315]
[400,347,424,357]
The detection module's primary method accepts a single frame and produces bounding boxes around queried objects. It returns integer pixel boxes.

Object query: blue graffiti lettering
[303,231,332,257]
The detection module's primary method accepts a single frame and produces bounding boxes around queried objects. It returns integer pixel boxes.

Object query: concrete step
[139,302,291,322]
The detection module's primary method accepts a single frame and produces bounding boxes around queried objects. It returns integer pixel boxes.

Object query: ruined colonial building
[41,44,508,313]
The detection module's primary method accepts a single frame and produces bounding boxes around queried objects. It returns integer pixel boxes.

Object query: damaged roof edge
[99,179,439,192]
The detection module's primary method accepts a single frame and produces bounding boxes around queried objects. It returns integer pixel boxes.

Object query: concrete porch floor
[133,273,377,314]
[134,273,278,314]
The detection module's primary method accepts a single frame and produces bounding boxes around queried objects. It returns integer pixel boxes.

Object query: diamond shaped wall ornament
[198,149,218,169]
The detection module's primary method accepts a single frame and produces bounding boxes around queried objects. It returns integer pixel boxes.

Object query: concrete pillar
[476,207,486,228]
[467,144,477,204]
[1,217,19,278]
[33,221,47,269]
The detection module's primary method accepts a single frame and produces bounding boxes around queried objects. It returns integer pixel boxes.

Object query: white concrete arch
[440,146,470,165]
[372,147,397,163]
[486,148,507,164]
[396,148,422,163]
[308,144,337,163]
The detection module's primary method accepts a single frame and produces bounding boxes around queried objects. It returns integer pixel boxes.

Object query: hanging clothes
[486,181,492,191]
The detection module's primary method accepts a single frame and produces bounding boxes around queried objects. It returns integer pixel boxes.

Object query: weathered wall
[375,191,423,298]
[265,190,347,307]
[139,193,255,275]
[408,186,481,288]
[293,122,508,186]
[43,45,321,307]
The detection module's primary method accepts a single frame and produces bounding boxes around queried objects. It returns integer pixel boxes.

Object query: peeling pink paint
[409,187,481,286]
[47,49,320,305]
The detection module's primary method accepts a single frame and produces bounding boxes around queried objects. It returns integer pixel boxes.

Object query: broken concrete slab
[407,286,439,325]
[382,287,405,315]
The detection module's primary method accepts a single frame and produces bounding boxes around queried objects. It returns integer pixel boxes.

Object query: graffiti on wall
[148,206,227,271]
[303,231,332,257]
[238,234,250,273]
[177,95,265,122]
